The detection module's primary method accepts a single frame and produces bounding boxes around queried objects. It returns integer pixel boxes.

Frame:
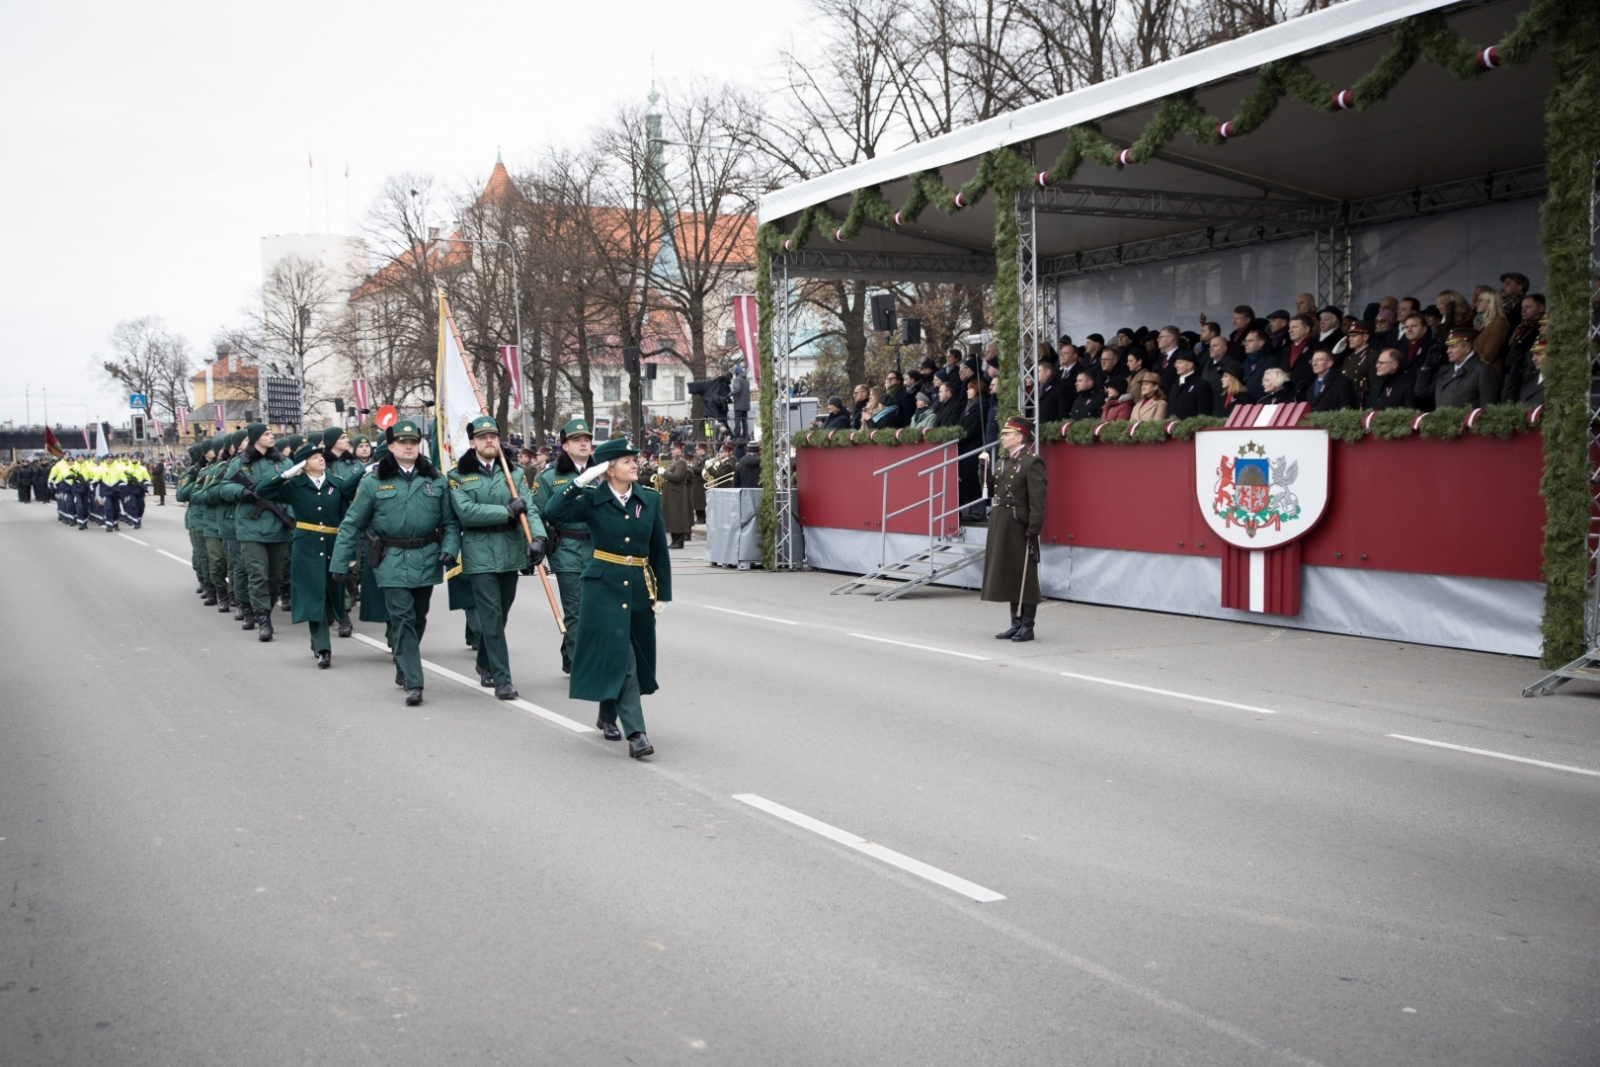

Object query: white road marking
[688,603,798,625]
[117,533,150,546]
[156,549,191,565]
[1059,671,1276,714]
[1387,734,1600,778]
[350,632,592,733]
[732,793,1005,903]
[849,633,989,660]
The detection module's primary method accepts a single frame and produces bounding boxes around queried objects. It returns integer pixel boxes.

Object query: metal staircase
[831,439,996,601]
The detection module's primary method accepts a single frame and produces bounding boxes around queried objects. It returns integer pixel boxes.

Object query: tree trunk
[840,280,868,387]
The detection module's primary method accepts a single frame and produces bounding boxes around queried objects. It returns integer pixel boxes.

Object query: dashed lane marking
[683,602,798,625]
[1387,734,1600,778]
[848,632,989,660]
[117,532,149,546]
[1059,671,1276,714]
[156,549,191,565]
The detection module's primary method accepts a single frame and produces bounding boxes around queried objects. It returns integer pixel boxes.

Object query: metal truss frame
[776,248,995,284]
[1017,191,1043,432]
[769,254,798,571]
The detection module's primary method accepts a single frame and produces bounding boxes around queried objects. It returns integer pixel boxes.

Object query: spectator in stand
[1397,313,1435,372]
[1367,349,1417,410]
[910,391,937,428]
[1308,348,1358,411]
[1372,306,1399,352]
[1316,305,1346,355]
[1155,325,1185,383]
[1258,367,1296,405]
[1114,327,1137,350]
[1266,309,1292,359]
[958,377,989,515]
[1124,347,1148,381]
[1198,319,1223,349]
[1416,327,1502,408]
[1517,338,1547,406]
[1240,327,1278,396]
[1203,333,1232,414]
[1098,345,1125,381]
[1283,313,1316,396]
[1435,289,1473,340]
[1036,352,1070,422]
[1398,296,1422,321]
[883,369,914,427]
[1500,271,1530,328]
[850,383,869,428]
[1500,294,1546,401]
[1167,350,1213,418]
[862,386,885,426]
[1056,343,1087,393]
[1422,303,1446,342]
[933,380,965,427]
[1082,333,1105,363]
[1228,305,1256,345]
[1218,360,1255,416]
[1472,287,1511,370]
[1128,372,1167,420]
[1294,292,1316,318]
[1341,321,1379,403]
[1102,377,1132,421]
[1067,368,1104,420]
[822,396,852,429]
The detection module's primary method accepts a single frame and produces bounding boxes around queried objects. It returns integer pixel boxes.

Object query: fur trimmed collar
[376,451,438,480]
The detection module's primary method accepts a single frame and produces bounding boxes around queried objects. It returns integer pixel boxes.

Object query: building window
[642,376,654,401]
[724,329,736,347]
[674,376,685,402]
[602,376,621,402]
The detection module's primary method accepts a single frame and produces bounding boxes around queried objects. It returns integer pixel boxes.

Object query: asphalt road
[1,498,1596,1066]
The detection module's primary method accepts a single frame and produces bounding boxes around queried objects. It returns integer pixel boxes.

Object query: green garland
[791,426,963,448]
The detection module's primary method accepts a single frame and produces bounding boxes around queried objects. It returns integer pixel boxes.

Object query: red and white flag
[176,407,188,433]
[731,294,759,384]
[150,417,163,440]
[81,427,91,450]
[214,404,226,430]
[499,346,522,412]
[351,378,371,413]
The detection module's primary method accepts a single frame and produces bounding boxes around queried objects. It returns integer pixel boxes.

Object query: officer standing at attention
[449,416,550,700]
[257,440,364,668]
[330,419,460,707]
[658,439,695,549]
[543,436,672,758]
[981,415,1048,643]
[217,424,293,640]
[530,418,595,675]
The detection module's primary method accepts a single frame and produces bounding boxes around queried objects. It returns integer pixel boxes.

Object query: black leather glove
[1027,533,1041,563]
[438,551,457,567]
[506,497,528,518]
[240,488,258,502]
[526,536,548,569]
[330,569,350,587]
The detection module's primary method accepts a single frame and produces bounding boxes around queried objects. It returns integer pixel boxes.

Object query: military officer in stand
[256,441,365,667]
[530,418,596,675]
[329,419,461,706]
[981,416,1048,643]
[449,415,550,700]
[543,436,673,758]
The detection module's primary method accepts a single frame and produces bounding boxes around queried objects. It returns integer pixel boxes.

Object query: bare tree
[250,254,352,424]
[99,317,193,425]
[351,175,448,410]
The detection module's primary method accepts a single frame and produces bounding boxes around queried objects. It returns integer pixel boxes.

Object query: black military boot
[217,591,233,613]
[995,602,1022,640]
[232,599,246,621]
[477,667,495,687]
[316,650,331,669]
[257,610,274,642]
[241,608,258,631]
[596,719,622,741]
[494,683,518,701]
[202,584,218,606]
[277,590,291,612]
[337,615,352,638]
[1011,603,1036,643]
[195,583,204,595]
[627,732,654,759]
[404,688,424,707]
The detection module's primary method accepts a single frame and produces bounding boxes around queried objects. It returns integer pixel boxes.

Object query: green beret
[244,422,268,446]
[279,434,303,453]
[350,435,369,448]
[229,429,248,449]
[592,436,640,464]
[322,426,346,448]
[467,415,500,438]
[293,443,322,463]
[389,418,423,442]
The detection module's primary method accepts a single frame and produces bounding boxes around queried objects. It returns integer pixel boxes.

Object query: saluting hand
[282,460,308,478]
[574,460,610,487]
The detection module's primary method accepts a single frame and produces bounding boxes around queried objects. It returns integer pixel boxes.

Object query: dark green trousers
[204,537,229,591]
[189,528,206,583]
[555,571,582,671]
[469,571,519,686]
[598,643,646,738]
[384,585,434,690]
[227,539,247,604]
[240,540,289,611]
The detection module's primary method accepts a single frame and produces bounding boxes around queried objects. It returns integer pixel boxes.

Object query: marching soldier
[543,436,672,758]
[193,435,234,607]
[175,442,213,594]
[449,416,550,700]
[530,418,596,675]
[659,439,694,549]
[216,424,294,640]
[256,440,364,668]
[981,416,1048,643]
[330,419,461,707]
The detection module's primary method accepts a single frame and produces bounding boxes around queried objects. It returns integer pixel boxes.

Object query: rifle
[229,469,294,529]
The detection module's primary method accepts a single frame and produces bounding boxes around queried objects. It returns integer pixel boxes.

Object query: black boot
[195,583,204,595]
[494,683,518,700]
[1011,603,1036,643]
[627,732,654,759]
[995,602,1022,640]
[477,667,494,687]
[232,600,246,621]
[337,615,352,638]
[596,719,622,741]
[202,584,218,606]
[316,650,331,669]
[257,610,274,642]
[241,608,257,631]
[217,592,233,613]
[278,591,291,612]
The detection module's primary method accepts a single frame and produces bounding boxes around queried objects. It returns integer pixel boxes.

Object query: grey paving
[1,500,1595,1066]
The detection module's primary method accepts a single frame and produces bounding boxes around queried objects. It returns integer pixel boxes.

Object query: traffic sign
[375,405,399,429]
[129,393,148,409]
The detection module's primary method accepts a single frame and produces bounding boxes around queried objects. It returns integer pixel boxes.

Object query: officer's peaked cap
[560,418,592,442]
[388,418,423,442]
[468,415,500,438]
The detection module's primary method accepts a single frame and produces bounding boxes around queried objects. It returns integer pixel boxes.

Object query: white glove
[574,460,610,487]
[283,460,308,478]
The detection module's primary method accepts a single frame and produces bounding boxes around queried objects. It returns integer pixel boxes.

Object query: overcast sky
[0,0,809,427]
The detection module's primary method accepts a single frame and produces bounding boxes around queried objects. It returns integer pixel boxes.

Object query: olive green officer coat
[543,477,673,702]
[329,452,461,589]
[448,449,547,575]
[217,446,293,542]
[256,467,363,623]
[979,447,1047,605]
[659,456,694,534]
[531,458,595,575]
[689,454,707,513]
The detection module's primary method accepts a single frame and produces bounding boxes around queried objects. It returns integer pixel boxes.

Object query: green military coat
[330,453,461,589]
[979,447,1047,605]
[531,459,595,575]
[194,459,228,538]
[218,447,293,543]
[448,450,546,575]
[256,468,363,623]
[543,478,673,702]
[659,456,695,533]
[176,466,202,529]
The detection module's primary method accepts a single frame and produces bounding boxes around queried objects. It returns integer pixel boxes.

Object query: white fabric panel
[804,526,1541,657]
[1053,199,1543,335]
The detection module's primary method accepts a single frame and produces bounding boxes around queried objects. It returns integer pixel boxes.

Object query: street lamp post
[428,233,529,446]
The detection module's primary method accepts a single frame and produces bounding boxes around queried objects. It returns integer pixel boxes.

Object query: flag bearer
[530,418,595,675]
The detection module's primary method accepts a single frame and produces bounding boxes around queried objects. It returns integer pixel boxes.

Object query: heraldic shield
[1194,426,1331,615]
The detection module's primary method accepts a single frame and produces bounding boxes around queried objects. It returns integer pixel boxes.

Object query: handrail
[915,441,996,478]
[871,440,956,477]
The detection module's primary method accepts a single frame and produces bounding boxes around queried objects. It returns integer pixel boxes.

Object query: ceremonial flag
[150,417,163,441]
[434,293,481,474]
[95,421,108,457]
[215,403,226,430]
[176,406,188,434]
[732,294,759,383]
[499,345,522,412]
[81,427,91,450]
[351,378,371,414]
[43,426,63,458]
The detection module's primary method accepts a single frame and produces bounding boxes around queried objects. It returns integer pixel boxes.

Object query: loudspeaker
[623,346,641,376]
[645,362,657,380]
[333,398,345,413]
[900,317,922,345]
[870,293,896,333]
